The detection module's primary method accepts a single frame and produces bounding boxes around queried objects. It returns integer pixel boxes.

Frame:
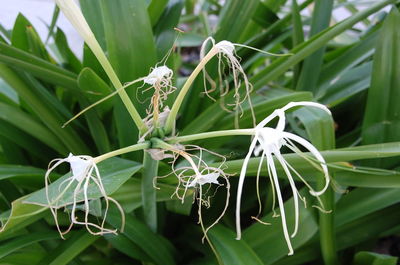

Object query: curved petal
[235,135,259,239]
[275,152,299,238]
[266,153,294,255]
[281,131,330,196]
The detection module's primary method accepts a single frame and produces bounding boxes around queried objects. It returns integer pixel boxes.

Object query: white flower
[200,37,254,127]
[154,145,230,240]
[186,172,220,187]
[200,37,290,128]
[235,101,331,255]
[45,153,124,238]
[143,65,173,86]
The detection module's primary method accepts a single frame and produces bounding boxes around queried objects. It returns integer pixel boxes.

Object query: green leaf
[222,142,400,183]
[0,165,46,181]
[292,104,337,265]
[153,0,184,59]
[0,42,79,92]
[183,89,312,134]
[352,251,398,265]
[79,0,106,50]
[77,68,112,154]
[100,0,157,156]
[295,0,333,93]
[243,190,318,264]
[208,225,263,265]
[24,157,141,207]
[0,196,47,239]
[250,0,395,91]
[251,2,279,28]
[55,28,82,73]
[362,8,400,167]
[0,232,58,259]
[148,0,170,27]
[0,102,67,153]
[335,188,400,227]
[112,178,194,213]
[291,0,304,87]
[215,0,258,42]
[37,230,97,265]
[11,14,36,54]
[107,210,176,265]
[105,233,152,262]
[0,63,89,154]
[45,4,60,44]
[78,69,112,114]
[320,62,372,107]
[317,29,378,97]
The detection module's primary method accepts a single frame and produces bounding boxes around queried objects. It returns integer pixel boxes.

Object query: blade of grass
[0,232,58,259]
[361,8,400,168]
[0,64,89,154]
[38,230,97,265]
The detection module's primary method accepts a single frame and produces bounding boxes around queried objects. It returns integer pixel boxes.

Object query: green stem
[55,0,146,134]
[94,142,150,163]
[318,182,338,265]
[142,152,159,232]
[168,129,255,143]
[164,47,219,134]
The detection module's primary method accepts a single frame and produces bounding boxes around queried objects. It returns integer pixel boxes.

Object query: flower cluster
[33,8,330,255]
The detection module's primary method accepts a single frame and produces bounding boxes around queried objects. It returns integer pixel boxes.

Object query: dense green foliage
[0,1,400,264]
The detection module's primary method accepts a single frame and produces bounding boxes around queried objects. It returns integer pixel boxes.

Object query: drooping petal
[281,131,330,196]
[143,65,173,86]
[236,135,259,240]
[265,152,294,255]
[275,152,300,238]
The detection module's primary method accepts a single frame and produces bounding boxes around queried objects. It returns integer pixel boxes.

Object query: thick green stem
[55,0,146,134]
[164,48,219,134]
[142,152,159,232]
[318,180,338,265]
[168,129,255,143]
[94,142,150,163]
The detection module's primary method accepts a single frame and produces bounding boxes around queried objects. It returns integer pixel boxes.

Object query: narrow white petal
[282,131,330,196]
[282,101,331,115]
[275,152,299,238]
[266,153,294,255]
[236,136,258,240]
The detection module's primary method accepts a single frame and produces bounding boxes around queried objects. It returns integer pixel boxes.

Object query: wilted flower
[154,144,230,240]
[45,153,125,239]
[200,37,254,127]
[63,64,175,130]
[236,101,331,255]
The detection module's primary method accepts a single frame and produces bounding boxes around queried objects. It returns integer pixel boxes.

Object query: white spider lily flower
[200,37,254,127]
[154,144,230,241]
[143,65,173,86]
[186,172,220,187]
[200,37,291,127]
[45,153,125,239]
[236,101,331,255]
[63,65,175,129]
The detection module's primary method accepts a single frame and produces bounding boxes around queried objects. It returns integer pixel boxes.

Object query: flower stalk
[165,47,218,134]
[55,0,146,133]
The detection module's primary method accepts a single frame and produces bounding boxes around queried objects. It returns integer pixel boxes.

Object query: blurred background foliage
[0,0,400,264]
